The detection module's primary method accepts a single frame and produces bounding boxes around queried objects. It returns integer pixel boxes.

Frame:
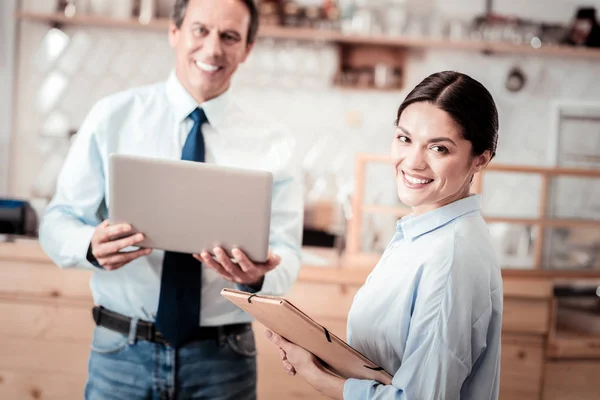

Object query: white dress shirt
[39,72,304,326]
[344,194,503,399]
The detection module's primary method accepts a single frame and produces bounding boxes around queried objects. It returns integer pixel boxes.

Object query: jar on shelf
[304,6,323,29]
[59,0,89,17]
[258,1,282,26]
[88,0,111,16]
[282,1,301,27]
[110,0,134,19]
[138,0,157,24]
[323,5,341,31]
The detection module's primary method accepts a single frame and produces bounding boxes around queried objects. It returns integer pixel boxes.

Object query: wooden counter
[1,241,598,399]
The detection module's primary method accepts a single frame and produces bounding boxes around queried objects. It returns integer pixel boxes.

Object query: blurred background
[1,0,600,399]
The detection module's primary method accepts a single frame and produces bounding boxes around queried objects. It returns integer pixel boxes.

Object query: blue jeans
[84,325,257,400]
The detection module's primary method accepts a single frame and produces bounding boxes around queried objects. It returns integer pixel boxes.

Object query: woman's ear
[472,150,492,173]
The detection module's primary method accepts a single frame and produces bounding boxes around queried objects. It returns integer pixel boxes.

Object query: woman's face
[391,102,491,216]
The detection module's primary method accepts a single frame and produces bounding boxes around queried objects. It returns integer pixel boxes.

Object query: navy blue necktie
[155,108,207,347]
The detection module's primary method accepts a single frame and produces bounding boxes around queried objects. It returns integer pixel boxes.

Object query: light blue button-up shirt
[344,194,503,399]
[39,72,304,326]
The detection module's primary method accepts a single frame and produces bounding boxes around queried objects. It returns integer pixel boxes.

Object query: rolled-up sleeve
[258,168,303,296]
[39,101,107,270]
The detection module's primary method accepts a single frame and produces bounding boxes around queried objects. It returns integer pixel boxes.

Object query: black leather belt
[92,306,250,347]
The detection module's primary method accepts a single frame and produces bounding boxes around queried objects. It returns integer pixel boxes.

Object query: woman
[266,71,503,399]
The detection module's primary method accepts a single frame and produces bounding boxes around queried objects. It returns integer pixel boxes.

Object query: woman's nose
[404,147,428,170]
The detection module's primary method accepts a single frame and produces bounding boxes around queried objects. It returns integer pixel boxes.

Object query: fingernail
[136,233,144,240]
[233,249,241,257]
[265,330,272,339]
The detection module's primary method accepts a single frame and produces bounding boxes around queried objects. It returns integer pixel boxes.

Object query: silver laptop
[108,153,273,263]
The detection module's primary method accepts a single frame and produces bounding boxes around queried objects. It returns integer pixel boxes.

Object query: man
[39,0,303,399]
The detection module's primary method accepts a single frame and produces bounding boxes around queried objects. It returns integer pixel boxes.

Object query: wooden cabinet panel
[0,337,90,375]
[0,300,93,343]
[499,334,544,400]
[0,370,86,400]
[543,361,600,400]
[503,298,550,335]
[0,260,91,300]
[547,330,600,360]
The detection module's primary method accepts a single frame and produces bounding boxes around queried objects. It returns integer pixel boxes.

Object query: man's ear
[168,21,179,48]
[240,41,255,63]
[472,150,492,173]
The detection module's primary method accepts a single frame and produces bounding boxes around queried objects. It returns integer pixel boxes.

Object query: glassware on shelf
[88,0,111,16]
[138,0,157,24]
[110,0,134,19]
[403,12,430,38]
[373,63,398,89]
[383,2,407,37]
[446,18,470,42]
[282,1,301,27]
[259,1,283,26]
[322,5,341,31]
[304,6,323,29]
[341,1,383,36]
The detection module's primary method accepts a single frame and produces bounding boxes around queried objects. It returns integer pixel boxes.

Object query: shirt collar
[397,194,482,240]
[165,70,230,128]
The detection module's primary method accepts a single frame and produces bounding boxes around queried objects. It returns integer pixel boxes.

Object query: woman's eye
[431,145,448,153]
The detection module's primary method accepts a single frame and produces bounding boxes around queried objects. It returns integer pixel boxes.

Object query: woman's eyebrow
[428,137,457,146]
[397,126,457,146]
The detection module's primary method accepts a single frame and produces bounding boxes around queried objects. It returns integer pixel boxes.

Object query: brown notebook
[221,288,393,385]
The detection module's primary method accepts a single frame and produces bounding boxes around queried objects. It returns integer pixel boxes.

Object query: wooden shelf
[16,11,170,30]
[16,11,600,61]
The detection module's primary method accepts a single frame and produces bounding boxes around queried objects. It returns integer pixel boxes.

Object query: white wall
[0,0,16,196]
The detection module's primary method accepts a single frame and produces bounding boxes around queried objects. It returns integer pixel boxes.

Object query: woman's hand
[265,330,345,399]
[265,330,319,377]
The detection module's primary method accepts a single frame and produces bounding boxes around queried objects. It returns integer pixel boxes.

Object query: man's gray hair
[171,0,259,45]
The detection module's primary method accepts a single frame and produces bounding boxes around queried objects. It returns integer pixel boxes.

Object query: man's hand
[89,220,152,270]
[194,247,281,286]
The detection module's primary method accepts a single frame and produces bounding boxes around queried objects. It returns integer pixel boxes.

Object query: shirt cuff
[86,242,104,269]
[236,278,263,293]
[343,378,377,399]
[73,224,101,269]
[257,246,301,296]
